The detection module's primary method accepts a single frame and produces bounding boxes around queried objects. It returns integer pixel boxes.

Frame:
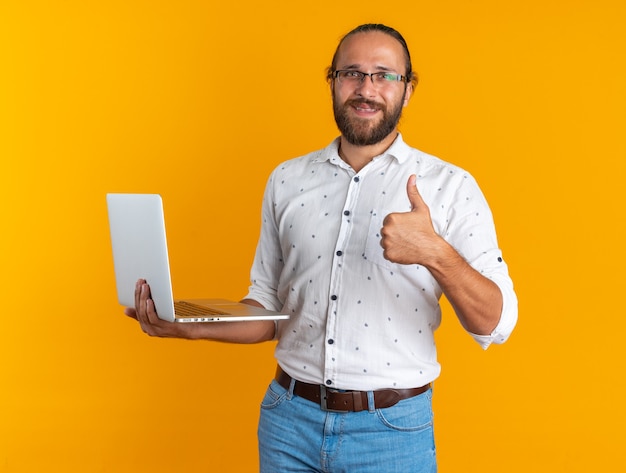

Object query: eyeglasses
[331,70,408,87]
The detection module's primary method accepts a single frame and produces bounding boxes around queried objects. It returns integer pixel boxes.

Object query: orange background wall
[1,1,625,471]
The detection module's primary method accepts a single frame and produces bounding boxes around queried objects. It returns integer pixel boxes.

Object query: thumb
[406,174,424,211]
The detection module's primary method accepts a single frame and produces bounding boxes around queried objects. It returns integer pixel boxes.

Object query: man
[126,23,517,472]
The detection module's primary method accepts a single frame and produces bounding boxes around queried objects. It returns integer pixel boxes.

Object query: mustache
[344,98,384,110]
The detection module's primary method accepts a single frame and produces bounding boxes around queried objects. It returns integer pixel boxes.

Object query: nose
[355,75,377,97]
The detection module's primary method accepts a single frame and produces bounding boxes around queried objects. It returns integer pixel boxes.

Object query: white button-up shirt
[246,134,517,391]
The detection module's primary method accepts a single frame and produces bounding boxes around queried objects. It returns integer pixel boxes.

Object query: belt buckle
[319,385,349,412]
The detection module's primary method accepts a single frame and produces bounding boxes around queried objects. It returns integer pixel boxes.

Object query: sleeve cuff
[468,276,518,349]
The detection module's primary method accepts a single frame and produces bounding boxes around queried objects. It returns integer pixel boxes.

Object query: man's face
[332,31,413,146]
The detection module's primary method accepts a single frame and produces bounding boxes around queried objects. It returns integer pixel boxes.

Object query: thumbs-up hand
[380,174,442,265]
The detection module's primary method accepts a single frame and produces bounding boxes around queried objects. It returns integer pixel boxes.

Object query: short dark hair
[326,24,418,87]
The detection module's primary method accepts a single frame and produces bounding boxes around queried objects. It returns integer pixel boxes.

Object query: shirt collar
[312,133,412,166]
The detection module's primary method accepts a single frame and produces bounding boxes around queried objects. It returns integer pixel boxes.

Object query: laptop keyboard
[174,300,228,317]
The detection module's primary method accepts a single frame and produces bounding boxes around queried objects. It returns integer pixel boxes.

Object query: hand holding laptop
[107,193,288,343]
[124,279,280,342]
[123,278,187,338]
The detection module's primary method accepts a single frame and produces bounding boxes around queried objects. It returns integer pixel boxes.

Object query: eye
[376,72,398,82]
[345,71,362,78]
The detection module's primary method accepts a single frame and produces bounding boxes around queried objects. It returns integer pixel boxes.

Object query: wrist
[420,236,456,272]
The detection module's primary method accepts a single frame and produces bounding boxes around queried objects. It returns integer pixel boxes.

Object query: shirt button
[353,176,360,182]
[343,210,350,216]
[328,339,334,344]
[330,295,338,301]
[326,379,332,386]
[336,250,343,256]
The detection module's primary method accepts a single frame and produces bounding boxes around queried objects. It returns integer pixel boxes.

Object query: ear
[403,82,413,107]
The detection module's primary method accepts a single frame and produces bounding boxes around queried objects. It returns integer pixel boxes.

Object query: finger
[124,307,138,320]
[140,282,152,315]
[406,174,426,211]
[134,281,152,325]
[144,297,160,324]
[136,283,156,335]
[134,278,145,313]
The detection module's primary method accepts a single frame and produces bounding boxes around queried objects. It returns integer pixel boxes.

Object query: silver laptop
[106,193,289,323]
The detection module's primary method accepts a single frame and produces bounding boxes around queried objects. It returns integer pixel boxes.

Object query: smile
[351,102,381,115]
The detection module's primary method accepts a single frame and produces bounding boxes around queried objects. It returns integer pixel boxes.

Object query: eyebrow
[340,64,397,72]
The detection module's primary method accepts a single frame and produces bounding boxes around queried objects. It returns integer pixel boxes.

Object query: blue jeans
[258,379,437,472]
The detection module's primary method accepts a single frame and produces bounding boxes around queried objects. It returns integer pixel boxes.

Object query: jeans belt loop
[367,391,376,412]
[286,376,296,400]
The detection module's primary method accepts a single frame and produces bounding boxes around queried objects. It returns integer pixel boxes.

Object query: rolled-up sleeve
[469,270,518,349]
[244,170,284,312]
[443,173,518,349]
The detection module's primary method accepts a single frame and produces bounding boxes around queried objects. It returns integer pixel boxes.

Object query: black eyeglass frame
[330,69,409,85]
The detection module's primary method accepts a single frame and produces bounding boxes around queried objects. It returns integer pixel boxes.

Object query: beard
[333,92,405,146]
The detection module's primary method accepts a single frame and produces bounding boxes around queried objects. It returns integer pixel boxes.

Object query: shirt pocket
[363,208,417,273]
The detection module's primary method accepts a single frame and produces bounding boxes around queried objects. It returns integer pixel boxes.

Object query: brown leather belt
[275,366,430,412]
